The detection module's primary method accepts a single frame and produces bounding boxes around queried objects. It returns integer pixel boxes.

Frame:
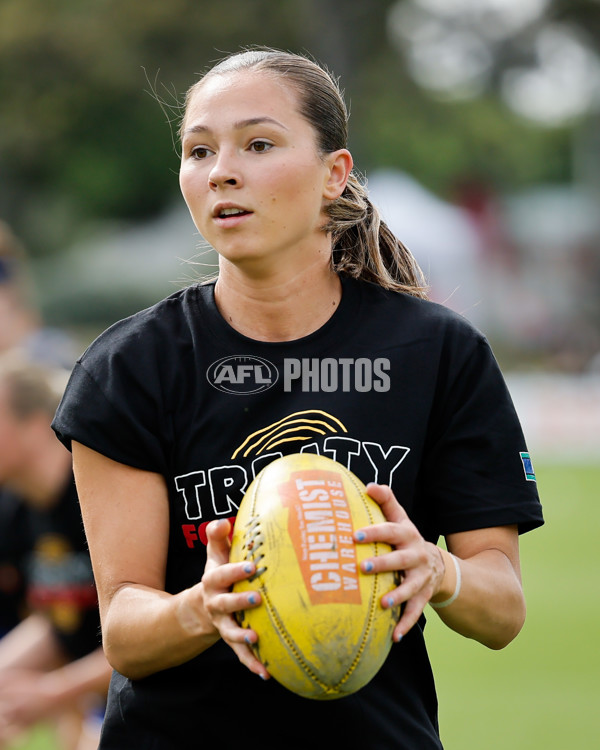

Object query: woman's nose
[208,150,241,189]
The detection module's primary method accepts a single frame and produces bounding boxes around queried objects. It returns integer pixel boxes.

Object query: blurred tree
[388,0,600,126]
[0,0,595,257]
[0,0,299,253]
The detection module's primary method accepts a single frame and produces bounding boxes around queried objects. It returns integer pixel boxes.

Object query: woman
[52,48,543,749]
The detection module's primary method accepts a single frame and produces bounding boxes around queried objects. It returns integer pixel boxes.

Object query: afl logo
[207,356,279,395]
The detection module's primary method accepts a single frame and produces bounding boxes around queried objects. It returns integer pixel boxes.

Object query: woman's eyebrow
[183,116,289,137]
[234,116,288,131]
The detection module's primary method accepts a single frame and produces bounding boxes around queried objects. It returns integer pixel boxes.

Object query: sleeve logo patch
[520,452,536,482]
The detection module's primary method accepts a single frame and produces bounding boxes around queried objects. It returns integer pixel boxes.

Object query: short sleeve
[421,332,543,537]
[52,321,171,475]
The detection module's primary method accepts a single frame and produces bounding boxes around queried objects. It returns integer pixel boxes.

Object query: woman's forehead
[184,70,301,126]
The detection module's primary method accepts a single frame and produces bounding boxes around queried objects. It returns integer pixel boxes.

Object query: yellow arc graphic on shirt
[231,409,348,460]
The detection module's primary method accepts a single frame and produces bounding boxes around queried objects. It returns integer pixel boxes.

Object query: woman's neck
[214,259,342,342]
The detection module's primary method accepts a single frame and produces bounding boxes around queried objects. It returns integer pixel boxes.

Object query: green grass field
[10,462,599,750]
[428,462,600,749]
[7,726,57,750]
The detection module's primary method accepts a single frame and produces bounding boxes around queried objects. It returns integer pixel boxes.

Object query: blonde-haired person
[0,353,111,750]
[53,48,543,749]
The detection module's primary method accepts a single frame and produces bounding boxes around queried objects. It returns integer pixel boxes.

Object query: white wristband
[429,553,462,609]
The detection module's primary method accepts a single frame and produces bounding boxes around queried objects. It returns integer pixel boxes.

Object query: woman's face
[179,70,346,274]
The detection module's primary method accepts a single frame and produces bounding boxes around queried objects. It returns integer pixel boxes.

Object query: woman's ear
[323,149,353,200]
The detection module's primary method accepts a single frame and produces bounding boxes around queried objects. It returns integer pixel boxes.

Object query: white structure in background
[40,171,490,330]
[38,169,599,368]
[366,169,487,325]
[508,373,600,463]
[36,205,217,324]
[368,168,600,370]
[367,169,600,461]
[501,184,600,368]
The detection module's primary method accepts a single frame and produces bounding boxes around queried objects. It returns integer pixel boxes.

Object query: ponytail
[325,172,429,299]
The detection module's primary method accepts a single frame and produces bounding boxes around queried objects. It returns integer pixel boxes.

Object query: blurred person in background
[0,220,78,370]
[0,352,110,750]
[0,482,29,639]
[0,219,80,646]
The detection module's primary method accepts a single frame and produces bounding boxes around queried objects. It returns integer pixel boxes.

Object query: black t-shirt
[52,276,543,749]
[22,476,101,660]
[0,490,29,636]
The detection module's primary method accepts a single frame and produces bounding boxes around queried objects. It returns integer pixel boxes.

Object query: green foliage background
[0,0,586,258]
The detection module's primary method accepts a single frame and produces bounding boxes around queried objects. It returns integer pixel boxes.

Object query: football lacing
[243,515,267,580]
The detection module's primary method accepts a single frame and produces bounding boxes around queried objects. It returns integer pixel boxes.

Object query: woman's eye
[249,141,272,153]
[191,146,213,160]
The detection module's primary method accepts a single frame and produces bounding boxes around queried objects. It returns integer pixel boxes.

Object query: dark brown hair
[181,48,428,298]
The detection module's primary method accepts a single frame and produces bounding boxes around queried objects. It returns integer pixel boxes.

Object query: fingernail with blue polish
[386,596,395,608]
[248,593,257,605]
[243,563,253,574]
[355,530,366,542]
[364,560,373,573]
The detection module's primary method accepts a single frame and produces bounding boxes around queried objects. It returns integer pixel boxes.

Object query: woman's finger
[205,518,232,568]
[360,545,425,575]
[202,559,258,593]
[354,519,420,548]
[393,596,430,641]
[229,640,270,680]
[365,483,409,524]
[205,588,262,618]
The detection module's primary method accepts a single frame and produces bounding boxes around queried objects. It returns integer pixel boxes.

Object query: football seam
[332,467,386,690]
[261,462,388,695]
[246,469,333,691]
[259,586,335,694]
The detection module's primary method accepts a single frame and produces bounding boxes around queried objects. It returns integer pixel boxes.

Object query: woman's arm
[72,442,260,680]
[431,525,525,649]
[356,484,526,650]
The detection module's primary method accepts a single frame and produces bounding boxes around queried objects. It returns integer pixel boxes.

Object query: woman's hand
[202,519,270,680]
[355,483,446,642]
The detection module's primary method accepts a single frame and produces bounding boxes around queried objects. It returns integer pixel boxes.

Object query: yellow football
[230,452,399,700]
